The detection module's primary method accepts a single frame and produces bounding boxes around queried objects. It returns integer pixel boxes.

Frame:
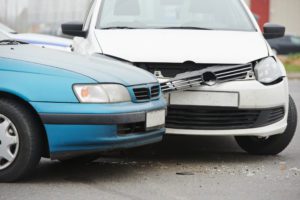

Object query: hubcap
[0,114,19,170]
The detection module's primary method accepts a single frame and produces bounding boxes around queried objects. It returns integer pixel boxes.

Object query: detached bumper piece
[160,64,254,93]
[166,106,285,130]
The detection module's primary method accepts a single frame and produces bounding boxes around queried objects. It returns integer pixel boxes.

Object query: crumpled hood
[96,30,269,64]
[0,45,157,86]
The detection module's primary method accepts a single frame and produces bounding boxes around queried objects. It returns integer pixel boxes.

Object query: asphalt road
[1,80,300,200]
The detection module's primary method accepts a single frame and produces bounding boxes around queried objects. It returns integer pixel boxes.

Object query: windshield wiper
[101,26,138,30]
[159,26,212,30]
[0,40,28,45]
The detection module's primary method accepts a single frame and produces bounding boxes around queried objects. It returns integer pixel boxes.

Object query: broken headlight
[254,57,285,84]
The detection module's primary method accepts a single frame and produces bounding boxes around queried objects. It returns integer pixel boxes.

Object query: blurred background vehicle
[0,22,72,51]
[268,35,300,55]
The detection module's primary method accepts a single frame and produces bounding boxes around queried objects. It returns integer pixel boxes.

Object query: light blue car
[0,40,166,182]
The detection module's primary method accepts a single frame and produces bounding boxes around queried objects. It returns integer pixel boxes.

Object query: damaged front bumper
[158,64,289,137]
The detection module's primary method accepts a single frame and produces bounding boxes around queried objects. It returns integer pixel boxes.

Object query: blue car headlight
[73,84,131,103]
[254,57,285,84]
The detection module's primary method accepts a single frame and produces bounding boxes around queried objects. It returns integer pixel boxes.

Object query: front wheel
[0,98,42,182]
[235,95,298,155]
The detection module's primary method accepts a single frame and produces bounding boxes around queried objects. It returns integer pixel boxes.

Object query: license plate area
[146,110,166,130]
[170,91,239,107]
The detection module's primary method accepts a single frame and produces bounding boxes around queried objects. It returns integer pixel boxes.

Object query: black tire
[0,98,42,182]
[58,154,100,164]
[235,95,298,155]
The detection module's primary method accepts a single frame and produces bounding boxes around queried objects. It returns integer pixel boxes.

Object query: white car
[63,0,298,155]
[0,23,72,51]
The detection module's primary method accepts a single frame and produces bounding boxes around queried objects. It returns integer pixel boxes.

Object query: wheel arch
[0,91,50,158]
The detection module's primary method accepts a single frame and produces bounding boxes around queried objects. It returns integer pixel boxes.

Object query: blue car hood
[0,45,157,86]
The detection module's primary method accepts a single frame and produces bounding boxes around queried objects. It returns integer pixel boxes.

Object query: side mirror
[263,23,285,39]
[61,23,87,37]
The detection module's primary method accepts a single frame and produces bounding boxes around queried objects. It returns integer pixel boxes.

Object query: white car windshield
[97,0,255,31]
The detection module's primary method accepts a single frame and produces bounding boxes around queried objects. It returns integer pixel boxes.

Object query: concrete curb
[288,73,300,80]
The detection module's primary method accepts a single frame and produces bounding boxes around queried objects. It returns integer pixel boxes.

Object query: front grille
[160,64,254,93]
[132,84,160,102]
[166,106,285,130]
[151,85,160,98]
[133,88,150,101]
[215,64,254,82]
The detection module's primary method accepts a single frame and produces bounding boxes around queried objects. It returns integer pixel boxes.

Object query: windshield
[97,0,255,31]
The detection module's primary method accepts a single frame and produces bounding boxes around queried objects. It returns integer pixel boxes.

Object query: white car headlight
[73,84,131,103]
[254,57,285,84]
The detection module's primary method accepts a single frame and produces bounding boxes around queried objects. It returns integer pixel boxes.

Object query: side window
[83,0,96,31]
